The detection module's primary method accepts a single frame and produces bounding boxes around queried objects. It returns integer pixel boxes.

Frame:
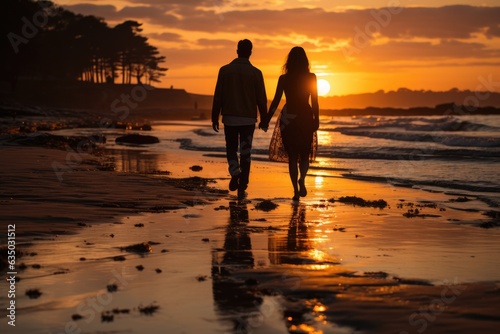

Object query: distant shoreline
[320,103,500,117]
[1,80,500,118]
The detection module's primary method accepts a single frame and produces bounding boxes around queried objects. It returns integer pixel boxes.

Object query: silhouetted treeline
[1,0,167,90]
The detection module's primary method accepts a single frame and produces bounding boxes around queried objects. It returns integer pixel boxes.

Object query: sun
[317,79,331,97]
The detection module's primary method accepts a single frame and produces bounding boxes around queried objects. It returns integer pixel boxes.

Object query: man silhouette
[212,39,268,196]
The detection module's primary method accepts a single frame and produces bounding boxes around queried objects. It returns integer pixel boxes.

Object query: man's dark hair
[237,39,252,58]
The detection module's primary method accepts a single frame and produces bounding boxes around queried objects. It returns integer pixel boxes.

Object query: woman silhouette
[266,47,319,200]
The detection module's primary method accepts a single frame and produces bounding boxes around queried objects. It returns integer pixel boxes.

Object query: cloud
[62,4,500,41]
[376,5,500,39]
[118,6,178,24]
[59,2,500,86]
[486,24,500,38]
[363,40,500,61]
[196,38,235,48]
[123,0,216,6]
[148,32,184,42]
[62,3,179,24]
[154,5,500,41]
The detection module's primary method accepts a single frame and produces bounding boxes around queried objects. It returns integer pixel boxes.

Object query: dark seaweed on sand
[101,312,114,322]
[26,289,42,299]
[120,242,152,253]
[392,277,433,286]
[189,165,203,171]
[112,308,130,314]
[449,196,473,202]
[329,196,388,209]
[480,211,500,228]
[479,221,500,229]
[403,208,441,218]
[483,210,500,219]
[138,303,160,315]
[255,200,279,211]
[107,284,118,292]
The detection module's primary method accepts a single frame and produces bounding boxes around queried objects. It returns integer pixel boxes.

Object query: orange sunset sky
[56,0,500,97]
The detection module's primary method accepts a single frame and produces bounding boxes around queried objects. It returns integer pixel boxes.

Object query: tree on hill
[113,20,168,85]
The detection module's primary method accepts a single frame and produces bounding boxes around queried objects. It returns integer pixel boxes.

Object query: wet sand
[1,114,500,333]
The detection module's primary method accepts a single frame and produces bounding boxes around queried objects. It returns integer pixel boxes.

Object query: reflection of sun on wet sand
[1,109,499,334]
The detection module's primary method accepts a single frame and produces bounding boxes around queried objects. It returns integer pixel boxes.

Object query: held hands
[259,114,270,132]
[258,121,269,132]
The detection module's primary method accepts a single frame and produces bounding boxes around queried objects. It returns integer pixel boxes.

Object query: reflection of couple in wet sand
[211,201,310,333]
[212,39,319,200]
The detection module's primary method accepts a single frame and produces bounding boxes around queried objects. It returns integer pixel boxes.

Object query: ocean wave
[329,116,499,132]
[334,129,500,148]
[318,146,500,161]
[405,120,497,132]
[177,137,500,160]
[323,116,450,126]
[341,173,500,194]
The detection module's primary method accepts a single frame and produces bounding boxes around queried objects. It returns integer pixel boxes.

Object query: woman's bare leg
[298,152,309,197]
[288,153,299,200]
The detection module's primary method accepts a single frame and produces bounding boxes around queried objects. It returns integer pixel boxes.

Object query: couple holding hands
[212,39,320,200]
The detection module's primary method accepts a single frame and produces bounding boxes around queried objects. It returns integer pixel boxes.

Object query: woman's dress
[269,73,318,162]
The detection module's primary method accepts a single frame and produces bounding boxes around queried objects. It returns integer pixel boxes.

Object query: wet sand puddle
[7,185,500,334]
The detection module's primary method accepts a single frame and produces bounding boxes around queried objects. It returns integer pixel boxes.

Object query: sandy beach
[4,0,500,331]
[1,107,500,334]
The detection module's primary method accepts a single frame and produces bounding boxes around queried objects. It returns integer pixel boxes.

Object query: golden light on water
[313,304,327,313]
[308,249,326,262]
[317,131,333,147]
[310,264,332,270]
[289,324,324,334]
[315,176,324,188]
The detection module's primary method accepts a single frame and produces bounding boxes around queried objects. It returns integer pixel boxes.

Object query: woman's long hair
[282,46,310,75]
